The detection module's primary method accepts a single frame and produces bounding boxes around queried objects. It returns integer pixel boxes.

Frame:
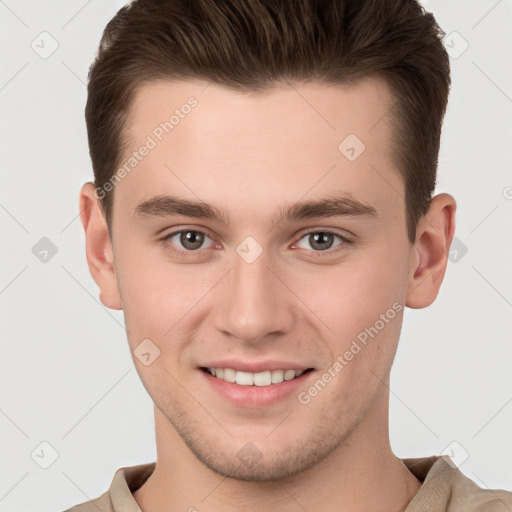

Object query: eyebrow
[132,192,378,225]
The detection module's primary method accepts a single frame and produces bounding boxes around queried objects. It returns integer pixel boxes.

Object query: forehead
[114,76,402,226]
[126,76,395,149]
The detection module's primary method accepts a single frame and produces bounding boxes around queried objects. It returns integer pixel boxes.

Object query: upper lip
[200,360,314,373]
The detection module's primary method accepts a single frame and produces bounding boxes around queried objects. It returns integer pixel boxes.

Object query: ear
[79,182,122,310]
[406,193,457,309]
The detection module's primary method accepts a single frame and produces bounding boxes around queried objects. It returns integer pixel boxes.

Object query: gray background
[1,1,511,510]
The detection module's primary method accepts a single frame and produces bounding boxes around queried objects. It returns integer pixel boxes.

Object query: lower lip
[199,369,315,408]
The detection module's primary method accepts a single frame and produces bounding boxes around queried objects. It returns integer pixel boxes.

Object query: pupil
[181,231,204,249]
[311,232,333,250]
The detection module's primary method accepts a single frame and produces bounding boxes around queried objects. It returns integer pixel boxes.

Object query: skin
[79,76,456,511]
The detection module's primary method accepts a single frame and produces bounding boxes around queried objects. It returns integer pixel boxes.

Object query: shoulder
[457,484,512,512]
[59,462,155,512]
[405,456,512,512]
[62,490,113,512]
[441,458,512,511]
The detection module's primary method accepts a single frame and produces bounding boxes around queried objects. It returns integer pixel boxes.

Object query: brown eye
[295,231,346,252]
[178,230,205,250]
[162,229,215,255]
[309,232,335,251]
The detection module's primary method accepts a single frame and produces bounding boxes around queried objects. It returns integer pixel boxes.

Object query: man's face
[109,77,413,480]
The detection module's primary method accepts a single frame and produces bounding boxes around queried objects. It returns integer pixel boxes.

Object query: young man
[69,0,511,510]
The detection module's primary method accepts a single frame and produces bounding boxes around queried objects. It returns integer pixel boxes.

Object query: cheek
[295,250,407,337]
[300,275,404,418]
[114,244,207,346]
[291,243,409,399]
[115,227,409,366]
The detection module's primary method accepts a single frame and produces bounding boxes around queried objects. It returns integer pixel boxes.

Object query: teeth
[235,371,253,386]
[283,369,296,381]
[271,369,284,383]
[253,371,271,386]
[223,368,236,383]
[207,367,307,386]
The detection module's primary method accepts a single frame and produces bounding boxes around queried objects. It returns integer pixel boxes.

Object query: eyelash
[160,228,352,258]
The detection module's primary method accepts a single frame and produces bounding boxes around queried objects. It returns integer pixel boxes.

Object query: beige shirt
[64,455,512,511]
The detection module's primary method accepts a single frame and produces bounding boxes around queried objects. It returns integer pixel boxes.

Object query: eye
[161,229,216,255]
[160,228,352,258]
[292,230,350,254]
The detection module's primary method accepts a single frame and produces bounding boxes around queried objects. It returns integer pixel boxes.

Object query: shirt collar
[108,455,454,511]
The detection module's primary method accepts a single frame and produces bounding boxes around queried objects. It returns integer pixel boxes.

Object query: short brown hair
[85,0,450,243]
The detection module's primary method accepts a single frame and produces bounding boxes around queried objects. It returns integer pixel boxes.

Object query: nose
[213,246,296,345]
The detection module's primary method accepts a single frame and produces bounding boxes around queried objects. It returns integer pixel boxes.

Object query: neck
[133,396,422,512]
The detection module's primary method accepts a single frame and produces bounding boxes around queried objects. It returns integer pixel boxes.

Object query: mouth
[200,367,315,387]
[198,359,317,407]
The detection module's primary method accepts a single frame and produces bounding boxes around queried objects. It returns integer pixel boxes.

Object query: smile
[201,367,314,387]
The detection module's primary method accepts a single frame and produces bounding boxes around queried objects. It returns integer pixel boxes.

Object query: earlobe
[79,182,122,310]
[405,193,457,309]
